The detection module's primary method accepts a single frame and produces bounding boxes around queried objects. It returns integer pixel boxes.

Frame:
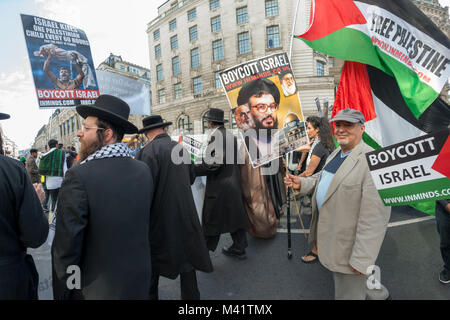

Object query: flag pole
[289,0,302,60]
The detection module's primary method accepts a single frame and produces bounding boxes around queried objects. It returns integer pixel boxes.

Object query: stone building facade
[146,0,336,135]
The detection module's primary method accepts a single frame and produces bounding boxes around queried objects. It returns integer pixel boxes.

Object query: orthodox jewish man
[194,108,250,259]
[52,95,153,299]
[0,112,48,299]
[136,115,213,300]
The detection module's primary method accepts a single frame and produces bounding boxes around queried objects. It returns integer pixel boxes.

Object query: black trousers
[48,188,59,212]
[149,268,200,300]
[205,228,248,252]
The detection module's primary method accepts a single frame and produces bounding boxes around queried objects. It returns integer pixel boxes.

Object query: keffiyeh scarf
[81,143,132,164]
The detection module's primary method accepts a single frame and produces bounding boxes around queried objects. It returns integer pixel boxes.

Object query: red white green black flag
[295,0,450,118]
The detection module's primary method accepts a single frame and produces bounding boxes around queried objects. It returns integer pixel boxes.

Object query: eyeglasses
[251,103,279,114]
[81,125,106,132]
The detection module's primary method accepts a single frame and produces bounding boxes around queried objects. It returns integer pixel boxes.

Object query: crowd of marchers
[0,94,448,300]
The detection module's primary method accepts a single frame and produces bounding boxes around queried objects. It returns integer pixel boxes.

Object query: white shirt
[42,148,68,190]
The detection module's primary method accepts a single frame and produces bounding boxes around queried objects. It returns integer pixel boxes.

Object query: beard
[79,136,103,162]
[254,115,278,131]
[282,83,297,96]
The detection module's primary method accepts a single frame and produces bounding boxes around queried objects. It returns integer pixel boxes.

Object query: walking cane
[283,155,293,259]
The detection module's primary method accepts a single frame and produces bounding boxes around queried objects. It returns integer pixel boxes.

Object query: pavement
[158,204,450,300]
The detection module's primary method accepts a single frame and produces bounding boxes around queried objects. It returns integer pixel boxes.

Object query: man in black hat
[51,94,154,299]
[136,115,212,300]
[194,108,249,259]
[0,112,49,299]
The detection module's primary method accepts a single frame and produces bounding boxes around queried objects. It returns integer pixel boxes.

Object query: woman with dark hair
[295,116,335,263]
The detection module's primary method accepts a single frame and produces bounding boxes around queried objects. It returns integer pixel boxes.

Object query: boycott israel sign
[21,14,99,108]
[220,52,308,168]
[366,129,450,206]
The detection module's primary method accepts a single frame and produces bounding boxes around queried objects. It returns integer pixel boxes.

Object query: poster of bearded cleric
[21,14,99,109]
[220,52,308,168]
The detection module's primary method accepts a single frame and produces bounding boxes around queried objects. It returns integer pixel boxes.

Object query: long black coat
[194,126,249,236]
[0,155,48,299]
[51,157,153,300]
[136,133,212,279]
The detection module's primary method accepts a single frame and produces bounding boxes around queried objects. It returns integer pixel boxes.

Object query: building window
[210,0,220,10]
[76,117,80,130]
[155,44,161,59]
[169,19,177,31]
[215,71,222,89]
[174,83,182,99]
[236,6,248,24]
[211,16,221,32]
[193,76,202,94]
[238,32,250,54]
[188,8,196,20]
[172,56,180,76]
[158,89,166,104]
[156,64,163,81]
[153,29,160,40]
[72,116,75,132]
[265,0,279,17]
[170,35,178,50]
[191,48,200,68]
[316,61,324,76]
[178,114,193,133]
[189,25,198,41]
[63,122,66,136]
[267,25,280,48]
[212,39,224,61]
[119,65,125,71]
[59,125,62,138]
[202,114,209,133]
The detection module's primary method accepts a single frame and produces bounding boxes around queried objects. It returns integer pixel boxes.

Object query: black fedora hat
[0,113,10,120]
[203,108,228,123]
[76,94,138,134]
[138,115,172,134]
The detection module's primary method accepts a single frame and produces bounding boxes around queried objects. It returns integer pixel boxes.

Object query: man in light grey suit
[285,108,391,300]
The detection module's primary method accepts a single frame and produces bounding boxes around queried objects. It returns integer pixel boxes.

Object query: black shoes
[439,270,450,284]
[222,246,247,260]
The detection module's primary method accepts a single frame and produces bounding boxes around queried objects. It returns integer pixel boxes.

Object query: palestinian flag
[333,61,450,214]
[295,0,450,118]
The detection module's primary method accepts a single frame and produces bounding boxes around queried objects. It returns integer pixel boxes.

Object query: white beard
[282,83,297,96]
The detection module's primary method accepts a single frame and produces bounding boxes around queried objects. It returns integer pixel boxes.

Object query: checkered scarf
[81,142,132,164]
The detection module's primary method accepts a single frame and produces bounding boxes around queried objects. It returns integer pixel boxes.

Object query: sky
[0,0,158,150]
[0,0,449,150]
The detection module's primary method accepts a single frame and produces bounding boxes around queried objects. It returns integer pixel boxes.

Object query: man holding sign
[44,51,84,90]
[285,108,391,300]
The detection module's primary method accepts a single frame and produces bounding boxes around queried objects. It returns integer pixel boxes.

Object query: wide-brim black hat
[203,108,228,123]
[76,94,138,134]
[138,115,172,134]
[0,113,10,120]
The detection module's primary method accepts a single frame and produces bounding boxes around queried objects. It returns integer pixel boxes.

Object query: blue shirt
[316,150,351,211]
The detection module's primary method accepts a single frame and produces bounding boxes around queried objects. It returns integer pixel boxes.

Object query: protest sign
[176,134,207,163]
[366,129,450,206]
[96,70,150,115]
[21,14,99,109]
[220,52,308,168]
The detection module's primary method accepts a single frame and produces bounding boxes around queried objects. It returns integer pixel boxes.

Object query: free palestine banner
[21,14,99,108]
[366,129,450,206]
[295,0,450,118]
